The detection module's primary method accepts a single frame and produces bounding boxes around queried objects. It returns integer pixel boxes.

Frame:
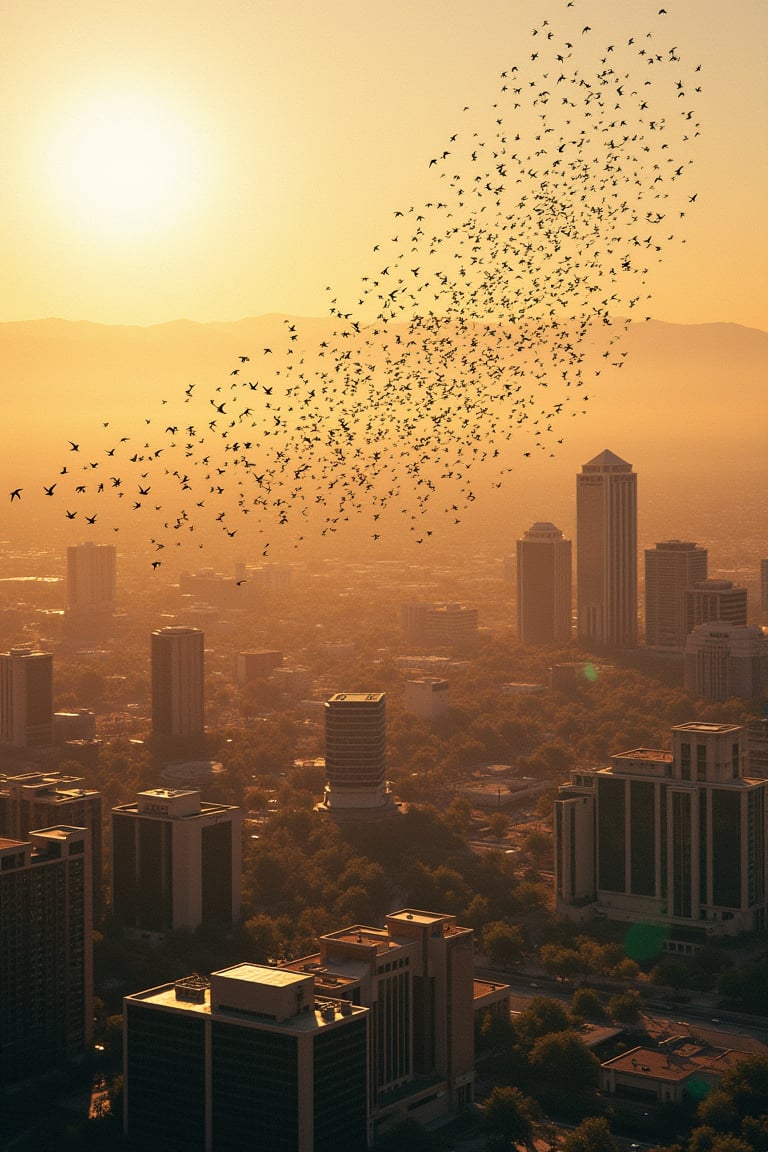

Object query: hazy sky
[3,0,766,329]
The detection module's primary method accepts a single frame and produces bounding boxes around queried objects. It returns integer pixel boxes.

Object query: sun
[46,88,207,243]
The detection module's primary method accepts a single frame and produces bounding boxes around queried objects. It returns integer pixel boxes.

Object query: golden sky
[3,0,766,329]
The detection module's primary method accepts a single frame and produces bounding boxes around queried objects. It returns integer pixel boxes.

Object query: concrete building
[576,449,637,648]
[151,626,205,745]
[402,602,479,647]
[0,770,103,922]
[684,622,768,701]
[685,579,747,634]
[746,718,768,780]
[235,649,283,681]
[111,788,242,939]
[600,1040,743,1105]
[555,723,768,940]
[123,964,369,1152]
[404,678,450,720]
[0,826,93,1085]
[320,692,396,815]
[282,909,475,1137]
[516,521,572,645]
[0,646,54,749]
[66,542,116,615]
[644,540,708,650]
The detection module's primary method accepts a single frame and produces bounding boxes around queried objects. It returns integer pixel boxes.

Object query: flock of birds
[12,1,701,567]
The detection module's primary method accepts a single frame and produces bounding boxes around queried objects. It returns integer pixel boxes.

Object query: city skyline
[2,0,766,331]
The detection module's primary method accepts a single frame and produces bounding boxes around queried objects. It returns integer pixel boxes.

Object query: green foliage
[607,989,642,1024]
[514,996,572,1046]
[482,1085,539,1149]
[570,987,607,1022]
[528,1031,600,1093]
[482,921,526,968]
[561,1115,619,1152]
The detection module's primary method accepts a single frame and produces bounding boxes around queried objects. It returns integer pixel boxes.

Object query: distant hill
[2,315,765,560]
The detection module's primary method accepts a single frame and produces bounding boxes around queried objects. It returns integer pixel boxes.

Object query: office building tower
[282,909,475,1130]
[66,542,116,615]
[685,579,748,635]
[516,521,572,645]
[761,559,768,620]
[123,964,369,1152]
[555,722,768,939]
[684,622,768,702]
[112,788,242,939]
[404,678,450,720]
[0,646,54,749]
[321,692,394,813]
[0,770,103,922]
[235,650,283,681]
[644,540,708,650]
[151,626,205,744]
[746,718,768,780]
[576,449,638,648]
[401,602,479,647]
[0,826,93,1085]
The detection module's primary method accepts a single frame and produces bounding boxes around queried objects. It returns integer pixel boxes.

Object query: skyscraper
[66,541,116,615]
[644,540,708,650]
[555,722,768,938]
[151,626,205,744]
[112,788,242,938]
[0,770,103,922]
[0,646,54,749]
[685,579,748,634]
[516,521,572,645]
[321,692,392,813]
[577,449,638,648]
[684,623,768,702]
[0,826,93,1085]
[123,965,369,1152]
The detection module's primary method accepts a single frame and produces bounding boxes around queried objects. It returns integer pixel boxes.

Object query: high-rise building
[283,909,475,1130]
[761,559,768,620]
[555,722,768,939]
[321,692,394,813]
[516,521,572,645]
[685,579,748,634]
[0,826,93,1085]
[151,626,205,744]
[123,964,369,1152]
[644,540,708,650]
[0,646,54,749]
[66,542,116,615]
[0,770,103,922]
[111,788,242,939]
[401,602,479,647]
[404,678,450,720]
[684,622,768,702]
[576,449,638,648]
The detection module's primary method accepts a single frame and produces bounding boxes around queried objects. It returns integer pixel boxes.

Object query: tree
[697,1054,768,1133]
[562,1116,618,1152]
[607,989,642,1024]
[528,1031,600,1094]
[482,921,526,969]
[482,1085,539,1151]
[514,997,572,1047]
[571,987,607,1022]
[488,811,510,839]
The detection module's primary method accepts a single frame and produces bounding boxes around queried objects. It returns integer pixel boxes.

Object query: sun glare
[46,89,206,242]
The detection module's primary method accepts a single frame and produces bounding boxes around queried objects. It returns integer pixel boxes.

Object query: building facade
[124,965,369,1152]
[555,723,768,939]
[151,626,205,743]
[112,788,242,938]
[684,623,768,702]
[576,450,637,648]
[516,521,572,645]
[0,770,103,921]
[685,579,748,634]
[404,678,450,720]
[321,692,394,813]
[0,826,93,1085]
[644,540,708,650]
[66,542,116,615]
[0,646,54,749]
